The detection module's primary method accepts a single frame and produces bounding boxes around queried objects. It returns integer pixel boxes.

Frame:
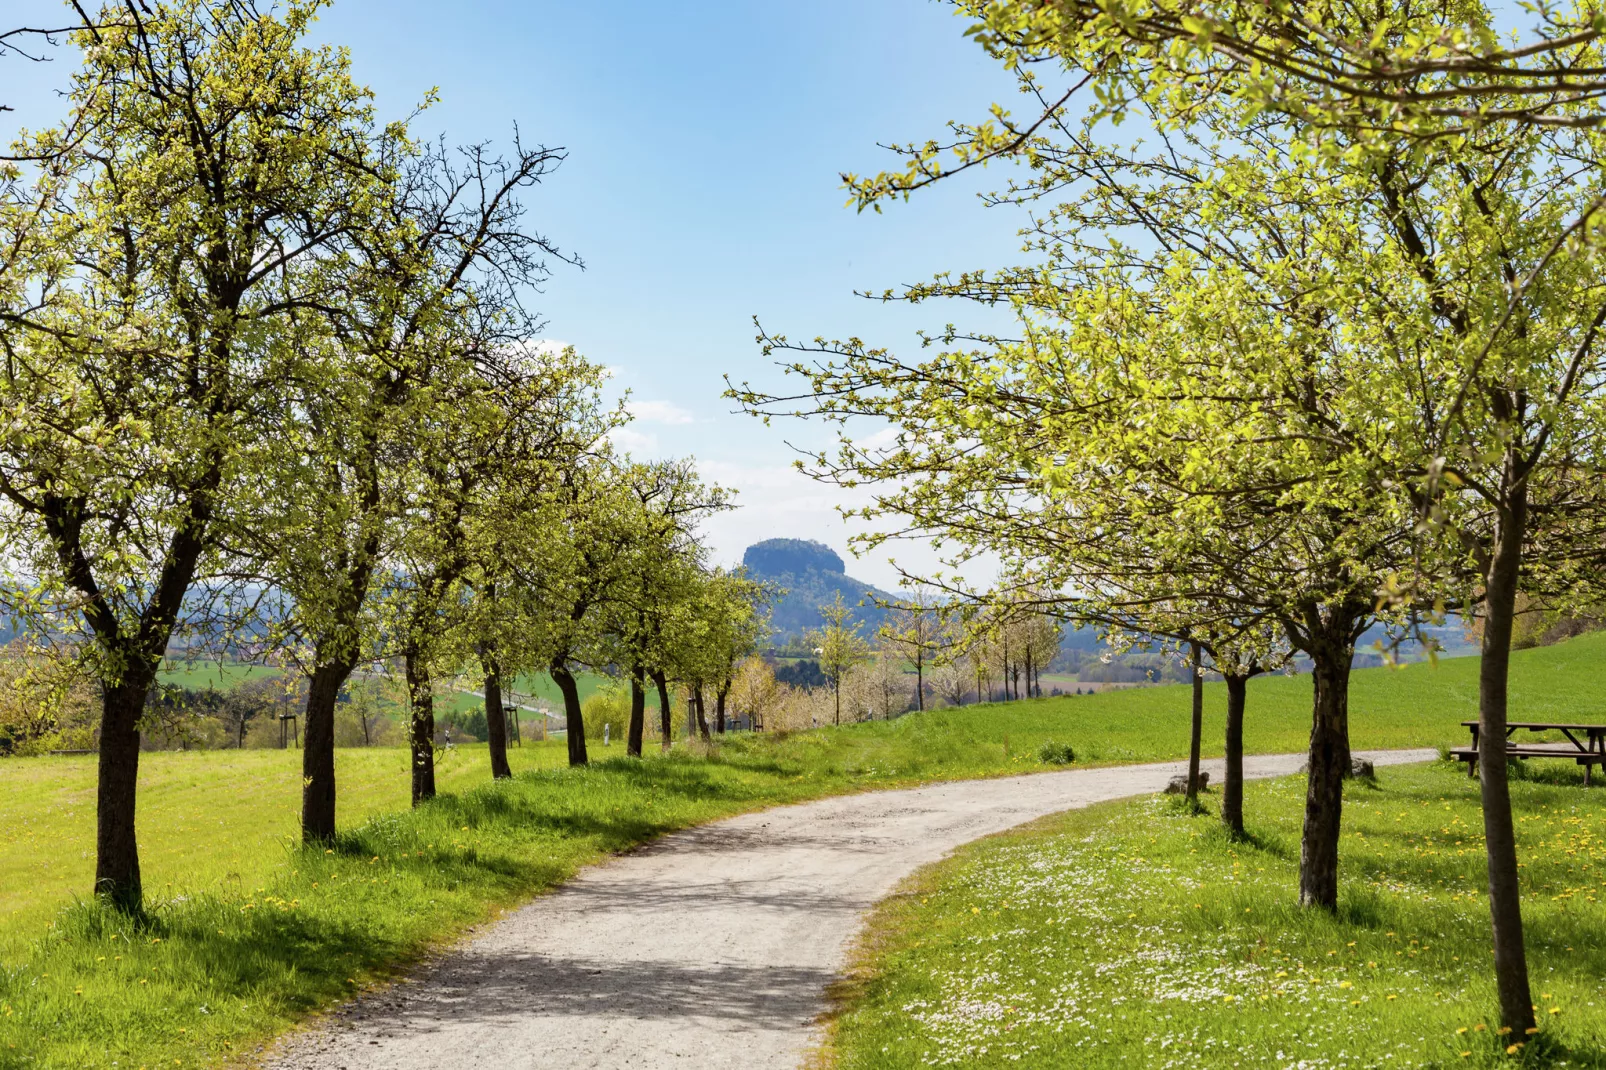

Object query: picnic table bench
[1451,720,1606,786]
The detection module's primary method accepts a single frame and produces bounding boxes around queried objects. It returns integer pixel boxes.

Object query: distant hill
[742,539,897,644]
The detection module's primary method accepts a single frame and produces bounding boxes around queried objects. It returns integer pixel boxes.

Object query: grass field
[0,743,572,942]
[822,761,1606,1068]
[155,660,284,691]
[2,631,1603,1068]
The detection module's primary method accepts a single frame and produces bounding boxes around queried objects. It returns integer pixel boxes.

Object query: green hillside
[1052,629,1606,761]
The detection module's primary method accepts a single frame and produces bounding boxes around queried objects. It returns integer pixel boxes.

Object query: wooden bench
[1454,721,1606,786]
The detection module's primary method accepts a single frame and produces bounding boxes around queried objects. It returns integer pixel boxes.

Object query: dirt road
[265,749,1435,1070]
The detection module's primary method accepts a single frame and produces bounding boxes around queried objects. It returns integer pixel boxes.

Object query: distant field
[156,659,284,690]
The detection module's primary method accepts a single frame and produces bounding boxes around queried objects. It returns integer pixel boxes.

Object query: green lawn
[823,761,1606,1068]
[155,659,284,690]
[0,742,572,943]
[2,632,1603,1068]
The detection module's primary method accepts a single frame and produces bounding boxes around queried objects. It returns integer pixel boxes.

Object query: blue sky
[3,0,1029,588]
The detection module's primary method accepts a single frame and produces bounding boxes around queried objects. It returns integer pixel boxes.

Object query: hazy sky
[2,0,1030,588]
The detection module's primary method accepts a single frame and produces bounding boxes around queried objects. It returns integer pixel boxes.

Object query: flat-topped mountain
[741,539,894,643]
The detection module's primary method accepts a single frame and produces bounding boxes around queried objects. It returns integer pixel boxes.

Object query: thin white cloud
[628,399,697,425]
[696,460,998,591]
[611,427,659,455]
[853,425,901,452]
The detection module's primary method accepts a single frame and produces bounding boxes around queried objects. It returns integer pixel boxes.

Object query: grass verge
[822,761,1606,1069]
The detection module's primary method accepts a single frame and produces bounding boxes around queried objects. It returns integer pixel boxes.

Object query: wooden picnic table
[1452,720,1606,785]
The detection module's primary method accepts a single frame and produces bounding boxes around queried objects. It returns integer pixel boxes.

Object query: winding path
[265,749,1434,1070]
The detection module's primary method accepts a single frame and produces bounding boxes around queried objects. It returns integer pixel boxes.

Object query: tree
[259,129,584,836]
[929,655,970,708]
[877,589,943,710]
[925,0,1606,142]
[744,24,1606,1032]
[734,107,1433,916]
[865,647,915,716]
[0,8,98,115]
[598,459,733,755]
[810,593,870,725]
[0,0,384,911]
[686,569,773,735]
[728,654,783,730]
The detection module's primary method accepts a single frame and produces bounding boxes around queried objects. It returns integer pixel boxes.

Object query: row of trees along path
[0,3,771,917]
[732,0,1606,1038]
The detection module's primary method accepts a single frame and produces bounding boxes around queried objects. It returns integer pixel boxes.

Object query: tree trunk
[653,670,672,752]
[716,679,730,734]
[1024,646,1034,703]
[301,661,350,843]
[1299,634,1354,910]
[915,649,924,711]
[552,661,588,767]
[482,653,512,780]
[1478,472,1536,1036]
[834,678,841,725]
[95,678,147,912]
[1223,673,1247,839]
[1002,633,1010,700]
[693,683,711,741]
[406,651,436,806]
[628,665,646,757]
[1186,640,1204,803]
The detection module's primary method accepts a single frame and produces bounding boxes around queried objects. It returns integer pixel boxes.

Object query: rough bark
[1223,673,1248,838]
[1299,635,1353,910]
[482,653,512,780]
[653,670,673,752]
[95,680,147,911]
[406,651,436,806]
[693,684,711,741]
[552,661,588,767]
[627,666,646,757]
[301,661,350,842]
[1478,476,1536,1035]
[715,679,729,734]
[1186,640,1204,803]
[914,649,924,711]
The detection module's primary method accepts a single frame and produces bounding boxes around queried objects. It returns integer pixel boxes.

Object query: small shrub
[582,684,631,745]
[1038,740,1076,765]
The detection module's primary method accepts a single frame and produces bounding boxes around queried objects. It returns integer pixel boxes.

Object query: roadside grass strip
[825,761,1606,1069]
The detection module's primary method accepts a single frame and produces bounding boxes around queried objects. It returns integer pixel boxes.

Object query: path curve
[266,749,1434,1070]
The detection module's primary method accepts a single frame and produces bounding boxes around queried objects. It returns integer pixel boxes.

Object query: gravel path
[264,749,1435,1070]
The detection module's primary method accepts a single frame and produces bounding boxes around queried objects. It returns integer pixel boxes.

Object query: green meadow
[823,762,1606,1069]
[1,632,1602,1068]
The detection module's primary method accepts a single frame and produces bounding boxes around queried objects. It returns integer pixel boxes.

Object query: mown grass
[4,631,1604,1068]
[823,761,1606,1069]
